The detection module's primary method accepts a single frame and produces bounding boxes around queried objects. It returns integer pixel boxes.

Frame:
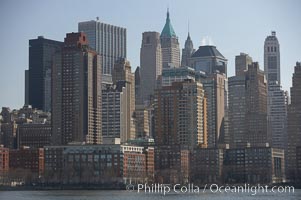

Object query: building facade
[27,36,63,111]
[235,53,252,76]
[154,80,207,149]
[224,147,285,184]
[17,124,51,149]
[287,62,301,181]
[189,45,227,76]
[78,19,126,75]
[112,58,136,141]
[160,10,180,68]
[181,32,195,67]
[51,32,102,145]
[140,32,162,103]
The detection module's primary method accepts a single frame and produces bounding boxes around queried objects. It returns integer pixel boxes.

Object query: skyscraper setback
[78,19,126,75]
[27,36,63,111]
[52,32,102,145]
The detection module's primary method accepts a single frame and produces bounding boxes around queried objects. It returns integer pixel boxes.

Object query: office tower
[264,31,287,150]
[287,62,301,181]
[134,67,142,105]
[200,73,226,148]
[245,62,268,147]
[52,32,102,145]
[189,45,227,75]
[181,32,195,66]
[154,80,207,149]
[228,75,246,148]
[235,53,252,76]
[160,10,180,68]
[112,58,136,140]
[134,105,150,138]
[25,70,29,105]
[229,62,269,148]
[102,82,128,143]
[140,32,162,103]
[268,83,287,149]
[78,18,126,75]
[28,36,63,111]
[161,66,199,87]
[264,31,280,84]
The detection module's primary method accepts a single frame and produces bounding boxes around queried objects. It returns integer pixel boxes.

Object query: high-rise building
[140,32,162,103]
[200,73,226,148]
[245,62,268,147]
[52,32,102,145]
[154,80,207,149]
[264,31,280,84]
[229,62,269,148]
[160,10,180,68]
[228,75,246,148]
[102,82,131,143]
[134,105,150,139]
[189,45,227,76]
[134,67,142,105]
[287,62,301,181]
[78,19,126,75]
[112,58,136,141]
[267,83,287,149]
[235,53,252,76]
[263,31,287,150]
[181,32,195,67]
[28,36,63,111]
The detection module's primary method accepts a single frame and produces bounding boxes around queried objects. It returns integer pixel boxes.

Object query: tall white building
[78,18,126,75]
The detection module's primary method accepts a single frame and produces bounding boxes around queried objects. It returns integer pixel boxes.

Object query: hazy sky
[0,0,300,109]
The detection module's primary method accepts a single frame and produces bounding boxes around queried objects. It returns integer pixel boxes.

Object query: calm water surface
[0,190,300,200]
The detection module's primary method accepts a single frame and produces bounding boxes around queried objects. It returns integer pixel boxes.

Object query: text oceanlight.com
[126,183,295,196]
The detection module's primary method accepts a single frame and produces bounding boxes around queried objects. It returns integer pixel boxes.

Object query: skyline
[1,0,301,109]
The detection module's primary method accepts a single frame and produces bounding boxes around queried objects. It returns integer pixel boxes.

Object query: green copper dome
[161,10,177,38]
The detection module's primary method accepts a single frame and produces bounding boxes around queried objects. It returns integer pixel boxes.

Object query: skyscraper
[160,10,180,68]
[287,62,301,181]
[52,32,102,145]
[235,53,252,76]
[78,18,126,75]
[264,32,287,150]
[181,32,195,67]
[189,45,227,76]
[28,36,63,111]
[228,75,246,148]
[190,45,228,147]
[264,31,280,84]
[140,32,162,103]
[245,62,268,147]
[199,73,226,148]
[154,80,207,149]
[112,58,136,141]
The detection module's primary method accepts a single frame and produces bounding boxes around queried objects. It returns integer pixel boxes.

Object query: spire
[187,20,191,39]
[161,9,177,38]
[167,8,170,22]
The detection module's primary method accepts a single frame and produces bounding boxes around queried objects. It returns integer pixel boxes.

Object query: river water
[0,190,300,200]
